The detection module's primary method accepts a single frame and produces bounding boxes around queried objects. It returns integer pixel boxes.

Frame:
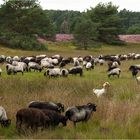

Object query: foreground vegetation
[0,43,140,139]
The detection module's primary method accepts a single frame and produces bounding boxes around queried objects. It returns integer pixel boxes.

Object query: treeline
[119,9,140,34]
[0,0,140,50]
[46,9,140,35]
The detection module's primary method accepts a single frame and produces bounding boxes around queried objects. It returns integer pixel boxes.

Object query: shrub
[0,32,47,51]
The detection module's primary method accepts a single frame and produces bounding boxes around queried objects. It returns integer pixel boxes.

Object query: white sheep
[44,68,61,77]
[111,61,119,68]
[6,64,24,75]
[0,106,11,127]
[86,62,93,70]
[60,68,69,77]
[73,59,80,67]
[93,82,110,97]
[108,67,121,78]
[41,60,54,68]
[13,56,20,61]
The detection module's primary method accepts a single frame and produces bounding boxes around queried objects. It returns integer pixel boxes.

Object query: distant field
[0,43,140,139]
[119,35,140,43]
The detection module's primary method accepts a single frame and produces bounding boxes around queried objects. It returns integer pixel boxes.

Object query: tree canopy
[87,2,124,45]
[0,0,54,50]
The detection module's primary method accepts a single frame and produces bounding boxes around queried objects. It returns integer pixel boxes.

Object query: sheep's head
[57,103,65,112]
[87,103,97,111]
[103,82,110,88]
[61,116,68,126]
[0,119,11,127]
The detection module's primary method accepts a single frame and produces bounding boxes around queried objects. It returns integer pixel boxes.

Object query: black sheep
[42,109,68,127]
[16,108,50,132]
[28,101,64,113]
[68,66,83,76]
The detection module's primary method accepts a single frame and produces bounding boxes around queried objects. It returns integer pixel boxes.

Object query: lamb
[0,106,11,127]
[108,67,121,78]
[93,82,110,97]
[28,101,65,113]
[65,103,96,127]
[16,108,50,132]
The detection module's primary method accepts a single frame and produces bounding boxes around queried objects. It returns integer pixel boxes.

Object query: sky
[0,0,139,12]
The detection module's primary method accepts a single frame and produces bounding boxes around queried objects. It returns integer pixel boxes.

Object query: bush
[0,32,47,50]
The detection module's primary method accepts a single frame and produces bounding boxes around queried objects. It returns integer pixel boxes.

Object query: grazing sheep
[69,66,83,76]
[6,64,24,75]
[83,55,92,62]
[0,55,5,63]
[86,62,94,70]
[42,109,68,127]
[108,67,121,78]
[16,108,50,132]
[94,58,105,65]
[60,68,69,77]
[41,60,54,68]
[28,101,64,113]
[28,62,42,72]
[12,61,28,72]
[108,61,120,69]
[129,65,140,77]
[44,68,61,77]
[51,54,62,63]
[65,103,96,127]
[93,82,110,97]
[60,57,72,68]
[98,59,105,65]
[13,56,20,61]
[0,106,11,127]
[73,59,80,67]
[6,56,12,64]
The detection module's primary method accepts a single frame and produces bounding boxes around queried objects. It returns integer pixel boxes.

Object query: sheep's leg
[31,124,37,132]
[16,120,22,134]
[26,67,28,72]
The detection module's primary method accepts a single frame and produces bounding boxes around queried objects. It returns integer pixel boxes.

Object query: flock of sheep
[0,101,97,133]
[0,52,140,134]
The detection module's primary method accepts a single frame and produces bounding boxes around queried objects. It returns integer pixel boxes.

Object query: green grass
[0,42,140,138]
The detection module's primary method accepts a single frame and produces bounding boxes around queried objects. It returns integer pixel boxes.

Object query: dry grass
[0,43,140,138]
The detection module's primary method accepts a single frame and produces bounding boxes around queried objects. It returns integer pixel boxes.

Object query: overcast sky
[0,0,139,12]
